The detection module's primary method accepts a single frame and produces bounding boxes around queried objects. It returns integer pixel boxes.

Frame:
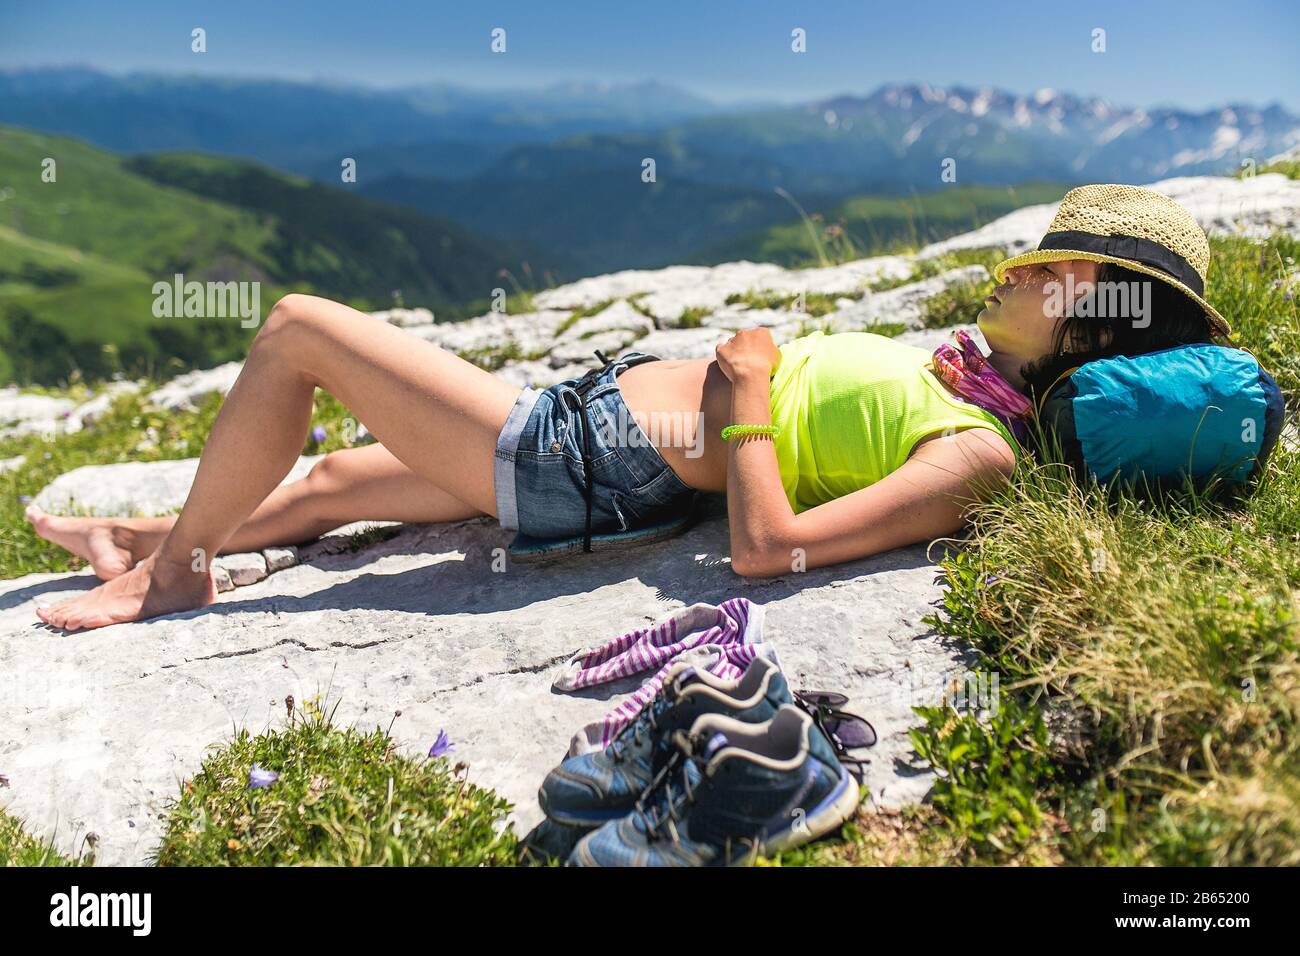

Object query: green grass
[870,248,1005,330]
[627,293,654,319]
[339,523,403,553]
[724,289,852,317]
[0,127,534,386]
[153,698,516,866]
[0,386,364,579]
[675,305,711,328]
[862,321,908,338]
[804,231,1300,866]
[1262,160,1300,180]
[0,808,91,867]
[2,212,1295,869]
[6,695,522,867]
[555,298,617,337]
[1248,158,1300,182]
[696,183,1066,269]
[917,277,991,329]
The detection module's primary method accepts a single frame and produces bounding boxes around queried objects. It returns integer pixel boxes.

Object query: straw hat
[992,184,1233,338]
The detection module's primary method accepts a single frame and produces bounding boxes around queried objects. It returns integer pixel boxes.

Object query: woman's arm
[715,328,1017,578]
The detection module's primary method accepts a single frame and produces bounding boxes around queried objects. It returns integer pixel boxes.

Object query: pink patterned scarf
[551,598,774,756]
[931,328,1033,442]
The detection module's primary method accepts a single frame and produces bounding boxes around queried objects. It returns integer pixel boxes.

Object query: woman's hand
[715,327,781,383]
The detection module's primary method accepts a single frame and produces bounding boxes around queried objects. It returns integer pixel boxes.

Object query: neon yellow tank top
[768,330,1021,513]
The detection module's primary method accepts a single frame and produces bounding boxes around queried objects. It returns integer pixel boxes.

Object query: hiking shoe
[568,705,860,867]
[538,654,790,826]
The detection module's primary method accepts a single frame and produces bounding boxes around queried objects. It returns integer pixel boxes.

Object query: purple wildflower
[248,764,279,789]
[18,495,32,505]
[984,574,1000,586]
[310,425,327,443]
[428,730,455,758]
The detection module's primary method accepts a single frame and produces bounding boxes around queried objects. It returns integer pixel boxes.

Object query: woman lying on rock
[29,185,1278,631]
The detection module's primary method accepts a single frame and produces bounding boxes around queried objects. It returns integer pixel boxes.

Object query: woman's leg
[36,293,520,631]
[25,442,483,579]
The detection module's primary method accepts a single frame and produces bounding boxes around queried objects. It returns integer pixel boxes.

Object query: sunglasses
[793,689,877,782]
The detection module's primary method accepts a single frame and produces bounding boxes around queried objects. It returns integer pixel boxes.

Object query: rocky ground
[2,173,1299,865]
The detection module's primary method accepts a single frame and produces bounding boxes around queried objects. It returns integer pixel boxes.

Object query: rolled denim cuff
[494,387,542,531]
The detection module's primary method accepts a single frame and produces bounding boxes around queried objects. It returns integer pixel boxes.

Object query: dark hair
[1018,262,1228,428]
[1015,263,1278,502]
[1016,262,1238,479]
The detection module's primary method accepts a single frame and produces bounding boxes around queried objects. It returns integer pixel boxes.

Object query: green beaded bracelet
[721,423,780,441]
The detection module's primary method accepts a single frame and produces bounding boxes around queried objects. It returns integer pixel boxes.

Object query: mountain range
[3,69,1294,275]
[3,69,1294,186]
[2,68,1297,383]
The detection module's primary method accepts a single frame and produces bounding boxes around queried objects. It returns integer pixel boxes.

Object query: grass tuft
[153,698,518,866]
[0,809,89,867]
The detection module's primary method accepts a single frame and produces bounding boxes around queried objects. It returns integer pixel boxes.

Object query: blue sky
[2,0,1297,111]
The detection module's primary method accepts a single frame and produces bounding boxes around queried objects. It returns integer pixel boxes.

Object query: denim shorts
[493,350,698,539]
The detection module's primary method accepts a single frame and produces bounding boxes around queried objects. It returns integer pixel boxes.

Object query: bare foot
[35,552,216,632]
[25,505,142,580]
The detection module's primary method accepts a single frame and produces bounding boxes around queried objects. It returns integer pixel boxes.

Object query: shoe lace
[633,731,706,844]
[610,679,681,764]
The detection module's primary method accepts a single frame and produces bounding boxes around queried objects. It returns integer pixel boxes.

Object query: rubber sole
[566,768,863,867]
[743,767,862,863]
[537,784,634,827]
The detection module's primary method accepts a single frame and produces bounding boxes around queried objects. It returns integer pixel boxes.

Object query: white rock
[405,310,570,357]
[369,307,435,327]
[262,546,299,573]
[757,254,914,296]
[634,327,733,360]
[215,552,269,587]
[917,173,1300,259]
[533,262,788,312]
[828,266,991,331]
[555,300,655,342]
[145,362,244,412]
[701,307,798,331]
[1152,173,1300,239]
[1266,143,1300,165]
[492,360,593,391]
[295,520,403,562]
[534,256,915,327]
[34,456,322,517]
[0,389,76,438]
[893,323,987,352]
[549,328,645,368]
[1282,418,1300,456]
[65,381,143,432]
[635,287,738,326]
[211,565,234,592]
[0,518,972,865]
[0,455,25,474]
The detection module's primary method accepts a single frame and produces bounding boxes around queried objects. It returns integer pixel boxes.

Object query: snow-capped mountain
[812,82,1300,181]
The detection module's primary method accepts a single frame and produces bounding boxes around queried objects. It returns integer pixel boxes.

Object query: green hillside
[693,182,1072,267]
[363,168,815,274]
[123,152,557,303]
[0,127,539,385]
